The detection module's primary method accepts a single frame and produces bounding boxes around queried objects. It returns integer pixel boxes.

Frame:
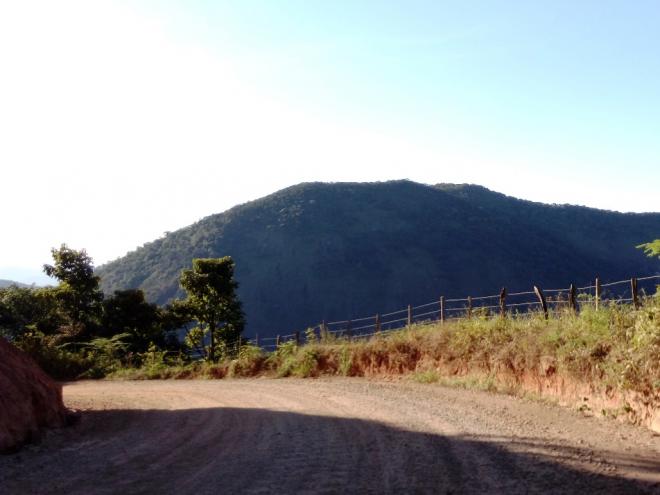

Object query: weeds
[108,296,660,399]
[413,370,440,384]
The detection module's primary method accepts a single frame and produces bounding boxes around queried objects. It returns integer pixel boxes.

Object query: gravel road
[1,378,659,494]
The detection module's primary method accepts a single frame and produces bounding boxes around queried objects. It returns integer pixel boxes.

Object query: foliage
[228,343,265,377]
[43,244,103,337]
[101,289,169,353]
[179,257,245,361]
[14,329,93,380]
[2,245,195,379]
[637,239,660,259]
[0,286,63,340]
[338,345,353,376]
[413,370,441,383]
[71,333,132,378]
[265,340,298,377]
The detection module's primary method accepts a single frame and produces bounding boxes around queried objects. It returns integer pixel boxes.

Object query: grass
[109,296,660,399]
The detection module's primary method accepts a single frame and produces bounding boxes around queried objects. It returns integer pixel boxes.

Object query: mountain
[97,181,660,336]
[0,280,34,289]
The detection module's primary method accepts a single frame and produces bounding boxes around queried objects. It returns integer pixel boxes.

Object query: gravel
[1,378,658,494]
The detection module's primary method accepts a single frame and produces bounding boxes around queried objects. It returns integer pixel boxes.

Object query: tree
[101,289,163,353]
[43,244,103,337]
[637,239,660,260]
[0,286,62,340]
[160,299,198,353]
[179,257,244,362]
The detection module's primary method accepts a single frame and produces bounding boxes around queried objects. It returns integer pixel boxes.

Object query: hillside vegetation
[97,181,660,336]
[115,296,659,391]
[113,295,660,429]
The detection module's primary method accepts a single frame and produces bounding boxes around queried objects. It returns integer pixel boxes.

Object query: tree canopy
[43,244,103,336]
[101,289,166,352]
[2,245,246,378]
[0,285,61,340]
[179,257,244,361]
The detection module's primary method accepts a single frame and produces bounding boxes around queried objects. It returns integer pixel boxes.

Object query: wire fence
[233,274,660,352]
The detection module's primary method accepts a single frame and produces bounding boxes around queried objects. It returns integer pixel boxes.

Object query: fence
[244,274,660,352]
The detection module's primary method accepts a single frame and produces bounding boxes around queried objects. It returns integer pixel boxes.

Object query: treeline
[0,245,244,379]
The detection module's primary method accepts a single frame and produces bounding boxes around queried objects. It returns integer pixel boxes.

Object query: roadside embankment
[0,338,68,452]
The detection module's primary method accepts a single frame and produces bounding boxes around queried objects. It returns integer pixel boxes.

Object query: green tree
[0,286,62,340]
[637,239,660,259]
[101,289,163,353]
[179,257,244,362]
[160,300,197,353]
[43,244,103,337]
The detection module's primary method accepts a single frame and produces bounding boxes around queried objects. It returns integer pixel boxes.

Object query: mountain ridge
[0,280,35,289]
[97,180,660,336]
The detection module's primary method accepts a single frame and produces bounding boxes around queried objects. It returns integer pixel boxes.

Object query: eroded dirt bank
[0,338,67,452]
[1,379,659,494]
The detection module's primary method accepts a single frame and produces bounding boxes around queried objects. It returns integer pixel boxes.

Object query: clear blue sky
[1,1,658,284]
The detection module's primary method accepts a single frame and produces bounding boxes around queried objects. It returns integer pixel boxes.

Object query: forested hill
[0,280,33,289]
[97,181,660,336]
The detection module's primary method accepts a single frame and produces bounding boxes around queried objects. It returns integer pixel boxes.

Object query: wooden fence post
[439,296,445,324]
[375,313,381,333]
[569,284,577,314]
[534,285,549,320]
[407,304,412,327]
[276,335,280,348]
[467,296,472,319]
[295,331,300,347]
[499,287,507,318]
[255,334,259,348]
[346,319,352,338]
[595,276,601,310]
[631,278,640,308]
[321,320,327,340]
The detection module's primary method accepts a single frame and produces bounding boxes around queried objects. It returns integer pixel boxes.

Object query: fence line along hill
[246,274,660,351]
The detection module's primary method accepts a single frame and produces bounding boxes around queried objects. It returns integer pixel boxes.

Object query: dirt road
[1,379,659,494]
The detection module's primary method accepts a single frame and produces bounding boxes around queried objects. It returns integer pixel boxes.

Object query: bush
[15,332,94,380]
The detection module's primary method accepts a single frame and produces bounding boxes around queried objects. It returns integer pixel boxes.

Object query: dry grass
[111,296,660,398]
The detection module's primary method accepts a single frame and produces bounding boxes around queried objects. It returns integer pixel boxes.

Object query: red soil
[0,338,68,452]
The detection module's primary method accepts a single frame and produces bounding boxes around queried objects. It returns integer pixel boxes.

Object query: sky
[1,0,659,285]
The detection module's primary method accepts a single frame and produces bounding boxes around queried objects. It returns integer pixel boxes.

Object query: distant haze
[0,270,53,288]
[0,278,40,289]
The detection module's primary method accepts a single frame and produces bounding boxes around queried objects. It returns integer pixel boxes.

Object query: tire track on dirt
[1,379,658,494]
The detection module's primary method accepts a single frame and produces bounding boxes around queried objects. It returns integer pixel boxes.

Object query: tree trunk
[208,320,216,362]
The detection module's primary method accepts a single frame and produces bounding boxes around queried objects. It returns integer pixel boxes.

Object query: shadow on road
[1,407,658,494]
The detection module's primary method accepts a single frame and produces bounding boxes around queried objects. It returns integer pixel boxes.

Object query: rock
[0,338,68,453]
